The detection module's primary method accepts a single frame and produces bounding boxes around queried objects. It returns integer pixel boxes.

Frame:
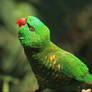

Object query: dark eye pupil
[27,23,35,31]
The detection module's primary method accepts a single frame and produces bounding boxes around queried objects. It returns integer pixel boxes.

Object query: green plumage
[17,16,92,91]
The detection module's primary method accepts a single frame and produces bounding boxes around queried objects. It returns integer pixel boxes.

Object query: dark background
[0,0,92,92]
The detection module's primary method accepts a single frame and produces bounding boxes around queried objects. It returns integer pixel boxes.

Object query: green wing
[58,51,89,81]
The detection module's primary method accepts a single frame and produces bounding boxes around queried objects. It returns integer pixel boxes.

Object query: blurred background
[0,0,92,92]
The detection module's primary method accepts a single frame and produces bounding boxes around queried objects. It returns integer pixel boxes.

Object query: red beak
[16,18,26,27]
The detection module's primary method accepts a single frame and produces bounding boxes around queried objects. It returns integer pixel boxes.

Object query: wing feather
[58,51,88,81]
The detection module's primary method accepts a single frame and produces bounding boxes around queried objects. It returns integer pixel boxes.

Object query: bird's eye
[27,23,35,31]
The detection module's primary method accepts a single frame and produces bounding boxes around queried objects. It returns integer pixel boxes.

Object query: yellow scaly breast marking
[50,54,55,61]
[56,64,61,70]
[53,60,56,65]
[51,60,56,69]
[45,56,49,65]
[49,54,56,68]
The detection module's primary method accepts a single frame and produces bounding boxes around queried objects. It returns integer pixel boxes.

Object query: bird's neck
[23,41,59,56]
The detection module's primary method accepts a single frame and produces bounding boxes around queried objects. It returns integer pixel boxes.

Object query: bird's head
[16,16,50,48]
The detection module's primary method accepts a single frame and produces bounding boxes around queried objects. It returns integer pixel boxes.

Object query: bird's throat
[23,41,57,58]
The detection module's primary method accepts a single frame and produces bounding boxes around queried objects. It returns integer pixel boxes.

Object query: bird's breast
[30,57,72,88]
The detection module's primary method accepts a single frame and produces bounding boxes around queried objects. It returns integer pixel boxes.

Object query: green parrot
[16,16,92,92]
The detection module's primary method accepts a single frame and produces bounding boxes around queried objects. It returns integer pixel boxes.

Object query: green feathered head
[16,16,50,48]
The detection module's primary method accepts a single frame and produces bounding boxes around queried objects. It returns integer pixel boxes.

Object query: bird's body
[24,42,81,91]
[24,42,92,91]
[16,16,92,91]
